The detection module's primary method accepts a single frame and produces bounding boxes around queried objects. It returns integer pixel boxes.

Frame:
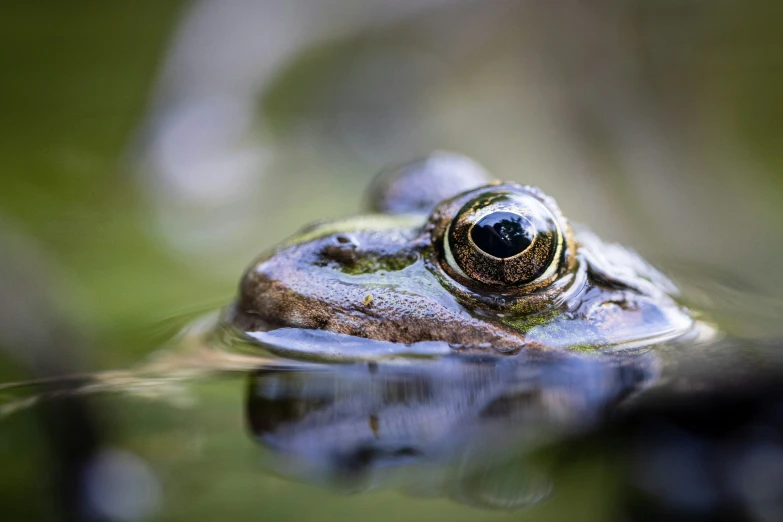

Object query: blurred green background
[1,1,782,520]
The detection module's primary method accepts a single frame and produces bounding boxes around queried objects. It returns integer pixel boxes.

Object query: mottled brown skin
[229,154,693,353]
[233,224,529,349]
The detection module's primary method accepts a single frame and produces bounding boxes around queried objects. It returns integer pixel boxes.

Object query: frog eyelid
[527,220,564,285]
[442,221,470,280]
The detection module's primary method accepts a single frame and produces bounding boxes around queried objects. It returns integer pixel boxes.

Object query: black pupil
[470,212,533,258]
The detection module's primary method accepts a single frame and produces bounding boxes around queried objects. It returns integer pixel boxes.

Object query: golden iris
[445,191,563,286]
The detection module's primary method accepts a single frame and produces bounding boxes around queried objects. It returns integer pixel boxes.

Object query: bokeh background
[1,1,782,521]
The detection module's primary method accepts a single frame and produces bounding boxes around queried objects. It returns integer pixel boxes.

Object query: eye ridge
[467,211,536,260]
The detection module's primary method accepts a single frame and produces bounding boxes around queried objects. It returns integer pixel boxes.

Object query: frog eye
[444,191,564,287]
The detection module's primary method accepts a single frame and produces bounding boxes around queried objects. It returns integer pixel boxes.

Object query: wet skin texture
[229,152,693,353]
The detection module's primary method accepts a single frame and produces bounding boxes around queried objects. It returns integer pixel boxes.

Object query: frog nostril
[331,235,360,249]
[321,242,359,265]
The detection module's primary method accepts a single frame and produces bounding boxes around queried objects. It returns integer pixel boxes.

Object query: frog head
[229,152,693,354]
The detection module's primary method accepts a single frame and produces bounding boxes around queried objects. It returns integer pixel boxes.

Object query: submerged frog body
[229,152,693,354]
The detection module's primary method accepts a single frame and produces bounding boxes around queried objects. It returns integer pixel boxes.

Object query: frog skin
[228,152,694,354]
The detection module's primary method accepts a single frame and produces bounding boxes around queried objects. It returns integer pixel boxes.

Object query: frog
[228,152,694,354]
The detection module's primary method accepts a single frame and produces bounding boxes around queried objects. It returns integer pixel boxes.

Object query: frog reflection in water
[246,352,656,508]
[229,152,693,354]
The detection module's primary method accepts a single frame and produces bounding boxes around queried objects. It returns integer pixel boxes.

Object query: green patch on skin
[340,255,417,275]
[566,344,601,353]
[499,309,563,334]
[522,316,604,352]
[286,214,425,246]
